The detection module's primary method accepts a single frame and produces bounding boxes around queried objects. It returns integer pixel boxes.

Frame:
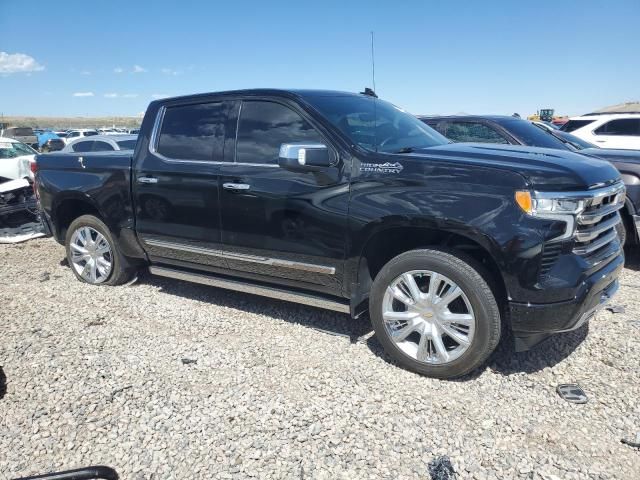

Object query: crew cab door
[218,98,349,296]
[133,99,234,269]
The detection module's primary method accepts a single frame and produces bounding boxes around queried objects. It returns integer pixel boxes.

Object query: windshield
[501,119,571,150]
[554,130,597,149]
[303,94,449,153]
[0,140,36,159]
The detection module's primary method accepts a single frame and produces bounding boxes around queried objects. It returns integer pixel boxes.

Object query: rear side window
[72,141,93,152]
[444,122,509,144]
[594,119,640,136]
[560,120,595,132]
[92,141,114,151]
[236,101,323,165]
[157,102,226,161]
[117,139,137,150]
[84,131,98,137]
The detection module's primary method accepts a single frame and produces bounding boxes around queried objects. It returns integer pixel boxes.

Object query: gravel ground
[1,238,639,479]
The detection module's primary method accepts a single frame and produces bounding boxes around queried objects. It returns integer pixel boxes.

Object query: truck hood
[415,143,621,191]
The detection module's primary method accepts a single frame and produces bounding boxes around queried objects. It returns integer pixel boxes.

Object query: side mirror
[278,143,334,171]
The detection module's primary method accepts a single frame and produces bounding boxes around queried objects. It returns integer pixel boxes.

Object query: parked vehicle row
[34,88,625,379]
[421,115,640,246]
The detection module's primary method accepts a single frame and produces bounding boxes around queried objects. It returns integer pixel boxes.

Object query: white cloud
[122,93,139,98]
[161,67,181,76]
[73,92,94,97]
[151,93,169,99]
[132,65,147,73]
[80,70,91,75]
[113,66,124,73]
[104,93,119,98]
[0,51,45,74]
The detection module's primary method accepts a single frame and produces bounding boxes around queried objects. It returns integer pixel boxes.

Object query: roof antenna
[360,31,378,97]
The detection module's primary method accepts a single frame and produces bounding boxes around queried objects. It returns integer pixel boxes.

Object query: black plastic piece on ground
[556,384,588,404]
[12,466,119,480]
[428,456,457,480]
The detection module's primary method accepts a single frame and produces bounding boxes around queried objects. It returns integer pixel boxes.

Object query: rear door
[133,98,234,269]
[592,118,640,149]
[218,98,350,296]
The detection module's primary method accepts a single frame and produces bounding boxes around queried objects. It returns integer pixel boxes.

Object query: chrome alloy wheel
[382,270,476,364]
[69,226,113,284]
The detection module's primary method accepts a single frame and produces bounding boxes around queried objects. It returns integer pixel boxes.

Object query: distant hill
[0,115,142,130]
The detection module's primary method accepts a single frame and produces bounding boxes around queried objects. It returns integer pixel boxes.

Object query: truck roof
[151,89,365,105]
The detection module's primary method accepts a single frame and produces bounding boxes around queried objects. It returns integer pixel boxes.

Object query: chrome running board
[149,266,350,314]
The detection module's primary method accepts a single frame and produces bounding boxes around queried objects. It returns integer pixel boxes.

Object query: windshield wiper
[395,146,419,153]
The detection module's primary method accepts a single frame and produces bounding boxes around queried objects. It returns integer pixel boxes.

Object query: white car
[560,114,640,150]
[61,134,138,153]
[65,129,99,142]
[0,137,37,182]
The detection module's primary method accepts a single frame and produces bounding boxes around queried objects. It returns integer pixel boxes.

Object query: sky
[0,0,638,118]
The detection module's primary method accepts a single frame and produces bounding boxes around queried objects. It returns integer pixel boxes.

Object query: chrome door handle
[223,182,250,191]
[138,176,158,184]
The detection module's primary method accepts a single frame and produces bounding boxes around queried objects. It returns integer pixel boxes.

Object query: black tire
[616,219,627,247]
[369,248,501,379]
[65,214,135,286]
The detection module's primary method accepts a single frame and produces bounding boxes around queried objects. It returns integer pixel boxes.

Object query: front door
[134,99,233,269]
[219,99,350,296]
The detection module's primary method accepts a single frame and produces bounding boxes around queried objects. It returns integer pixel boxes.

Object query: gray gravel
[1,238,639,479]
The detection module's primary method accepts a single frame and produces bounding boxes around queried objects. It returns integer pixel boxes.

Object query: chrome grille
[573,184,625,264]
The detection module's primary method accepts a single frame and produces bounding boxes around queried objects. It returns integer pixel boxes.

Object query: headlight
[515,190,586,240]
[515,191,585,216]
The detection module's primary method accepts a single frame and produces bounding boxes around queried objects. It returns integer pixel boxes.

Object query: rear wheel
[65,215,135,286]
[369,248,501,378]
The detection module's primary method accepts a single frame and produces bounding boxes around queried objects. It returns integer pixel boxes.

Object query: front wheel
[65,215,135,286]
[369,248,501,379]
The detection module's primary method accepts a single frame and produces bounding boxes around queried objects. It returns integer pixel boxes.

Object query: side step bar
[149,266,350,314]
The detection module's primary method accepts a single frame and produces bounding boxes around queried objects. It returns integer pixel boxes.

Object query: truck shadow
[623,247,640,271]
[142,273,373,342]
[141,272,586,381]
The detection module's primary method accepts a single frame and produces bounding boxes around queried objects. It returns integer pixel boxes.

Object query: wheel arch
[52,192,105,243]
[350,224,508,319]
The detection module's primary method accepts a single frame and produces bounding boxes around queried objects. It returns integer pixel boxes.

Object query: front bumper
[509,251,623,351]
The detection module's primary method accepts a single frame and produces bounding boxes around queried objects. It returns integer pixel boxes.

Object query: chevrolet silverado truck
[34,89,625,378]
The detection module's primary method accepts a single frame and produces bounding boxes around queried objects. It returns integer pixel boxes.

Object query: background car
[0,137,37,182]
[65,129,99,142]
[421,114,640,246]
[0,126,39,149]
[36,131,65,153]
[61,134,138,153]
[560,114,640,150]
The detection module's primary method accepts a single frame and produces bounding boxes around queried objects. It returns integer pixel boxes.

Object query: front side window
[594,119,640,136]
[444,122,509,144]
[236,101,324,165]
[157,102,226,161]
[72,141,93,152]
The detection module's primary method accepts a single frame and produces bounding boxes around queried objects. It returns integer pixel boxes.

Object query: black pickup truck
[35,89,625,378]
